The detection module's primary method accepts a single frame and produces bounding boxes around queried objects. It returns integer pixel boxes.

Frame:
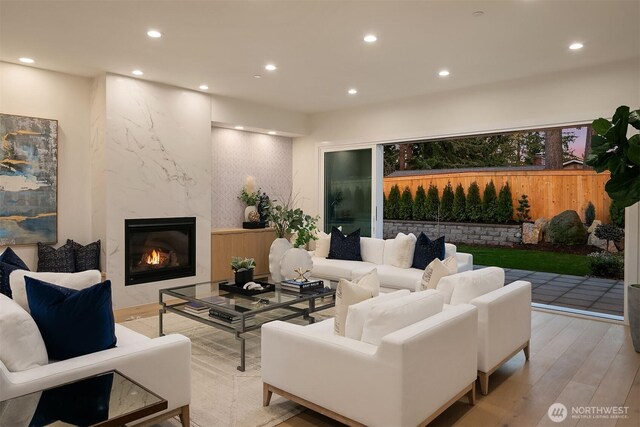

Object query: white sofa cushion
[375,264,423,291]
[383,233,416,268]
[0,293,48,372]
[444,243,457,259]
[311,257,376,282]
[334,270,380,336]
[361,289,444,346]
[419,256,457,291]
[314,230,331,258]
[360,237,385,265]
[345,290,410,340]
[445,267,506,305]
[10,269,102,312]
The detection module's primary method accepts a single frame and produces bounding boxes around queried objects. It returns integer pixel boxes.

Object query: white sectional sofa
[311,235,473,292]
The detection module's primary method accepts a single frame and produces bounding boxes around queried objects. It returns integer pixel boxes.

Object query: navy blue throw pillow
[26,277,117,360]
[328,227,362,261]
[37,242,76,273]
[411,233,445,270]
[0,247,29,298]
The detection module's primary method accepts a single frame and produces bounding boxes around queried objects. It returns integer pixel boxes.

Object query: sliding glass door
[323,147,379,237]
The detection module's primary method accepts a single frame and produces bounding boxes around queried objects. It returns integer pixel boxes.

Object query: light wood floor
[277,310,640,427]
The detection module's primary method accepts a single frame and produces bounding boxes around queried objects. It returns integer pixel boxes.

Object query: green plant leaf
[629,134,640,166]
[592,118,612,135]
[605,167,640,208]
[629,109,640,130]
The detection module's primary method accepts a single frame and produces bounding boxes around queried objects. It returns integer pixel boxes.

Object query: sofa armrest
[456,253,473,272]
[470,281,531,372]
[0,333,191,412]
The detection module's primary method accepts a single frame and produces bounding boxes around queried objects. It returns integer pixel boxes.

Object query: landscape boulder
[587,232,617,252]
[547,210,588,245]
[534,217,549,243]
[522,223,539,244]
[587,219,602,234]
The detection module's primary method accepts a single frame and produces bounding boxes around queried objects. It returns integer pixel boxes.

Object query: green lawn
[456,244,590,276]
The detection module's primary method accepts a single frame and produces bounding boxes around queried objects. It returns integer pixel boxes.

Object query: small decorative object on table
[239,176,267,228]
[293,268,311,282]
[231,257,255,287]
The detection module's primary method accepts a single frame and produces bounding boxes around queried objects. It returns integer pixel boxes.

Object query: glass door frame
[318,143,383,238]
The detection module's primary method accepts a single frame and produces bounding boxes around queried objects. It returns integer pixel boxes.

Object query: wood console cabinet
[211,228,276,283]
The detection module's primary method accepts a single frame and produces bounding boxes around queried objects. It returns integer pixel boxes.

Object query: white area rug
[121,312,328,427]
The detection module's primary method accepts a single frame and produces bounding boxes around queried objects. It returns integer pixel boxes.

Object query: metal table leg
[159,293,165,336]
[235,332,245,372]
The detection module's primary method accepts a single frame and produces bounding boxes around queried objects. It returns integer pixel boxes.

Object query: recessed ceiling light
[235,126,244,130]
[569,42,584,50]
[254,74,262,79]
[132,69,144,76]
[19,57,34,64]
[265,64,277,71]
[438,70,450,77]
[472,11,484,17]
[363,34,377,43]
[268,131,277,135]
[348,88,358,95]
[147,30,162,38]
[199,84,209,90]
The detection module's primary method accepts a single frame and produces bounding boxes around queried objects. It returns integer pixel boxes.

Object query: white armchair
[437,267,531,394]
[262,304,478,427]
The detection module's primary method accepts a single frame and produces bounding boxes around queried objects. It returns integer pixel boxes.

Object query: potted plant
[238,176,260,222]
[586,105,640,351]
[267,192,319,281]
[231,256,255,287]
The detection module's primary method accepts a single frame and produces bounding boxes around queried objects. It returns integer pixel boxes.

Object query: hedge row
[384,181,517,223]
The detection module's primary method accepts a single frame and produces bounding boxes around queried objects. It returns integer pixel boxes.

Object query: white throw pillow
[387,233,416,269]
[345,290,410,340]
[0,293,48,372]
[419,256,457,291]
[361,290,444,346]
[334,269,380,336]
[314,231,331,258]
[10,269,102,312]
[448,267,505,305]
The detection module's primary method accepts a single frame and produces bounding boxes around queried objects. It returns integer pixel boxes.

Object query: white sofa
[0,271,192,426]
[311,236,473,292]
[436,267,532,395]
[262,304,478,427]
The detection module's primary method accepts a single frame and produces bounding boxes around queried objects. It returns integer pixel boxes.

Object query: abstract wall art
[0,113,58,245]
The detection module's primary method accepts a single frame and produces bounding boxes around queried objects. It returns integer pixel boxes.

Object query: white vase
[280,247,313,281]
[244,206,258,221]
[269,238,292,282]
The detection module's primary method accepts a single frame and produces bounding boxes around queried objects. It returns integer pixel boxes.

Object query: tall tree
[544,128,563,169]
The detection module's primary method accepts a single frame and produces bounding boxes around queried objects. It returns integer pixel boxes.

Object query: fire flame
[146,249,160,265]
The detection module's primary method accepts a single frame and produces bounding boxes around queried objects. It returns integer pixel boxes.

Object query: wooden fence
[384,170,612,222]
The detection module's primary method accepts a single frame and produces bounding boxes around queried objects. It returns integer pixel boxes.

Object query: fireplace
[124,217,196,286]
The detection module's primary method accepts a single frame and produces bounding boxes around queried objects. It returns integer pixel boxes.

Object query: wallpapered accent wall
[212,127,293,228]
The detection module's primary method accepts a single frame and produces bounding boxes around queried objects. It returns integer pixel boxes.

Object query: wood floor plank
[616,366,640,427]
[572,324,625,388]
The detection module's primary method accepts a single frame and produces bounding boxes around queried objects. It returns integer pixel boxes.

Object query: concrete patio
[476,266,624,318]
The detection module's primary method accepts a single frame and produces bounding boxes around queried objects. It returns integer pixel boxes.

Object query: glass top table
[0,371,167,427]
[159,281,335,371]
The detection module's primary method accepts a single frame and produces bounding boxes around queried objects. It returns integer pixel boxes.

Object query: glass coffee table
[0,371,167,427]
[159,281,335,371]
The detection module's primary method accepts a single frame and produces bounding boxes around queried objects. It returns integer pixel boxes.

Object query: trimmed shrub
[516,194,531,222]
[585,202,596,226]
[466,182,482,222]
[383,192,388,219]
[440,183,455,221]
[587,252,624,279]
[496,183,514,223]
[452,184,467,222]
[399,186,414,220]
[482,181,498,222]
[425,184,440,221]
[594,223,624,252]
[413,185,427,220]
[386,185,401,219]
[610,200,625,228]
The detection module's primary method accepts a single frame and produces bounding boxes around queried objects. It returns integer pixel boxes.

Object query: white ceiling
[1,0,638,113]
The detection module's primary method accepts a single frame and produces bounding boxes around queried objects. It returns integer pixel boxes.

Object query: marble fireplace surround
[91,74,212,309]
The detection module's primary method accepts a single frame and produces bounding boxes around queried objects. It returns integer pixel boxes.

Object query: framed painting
[0,113,58,245]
